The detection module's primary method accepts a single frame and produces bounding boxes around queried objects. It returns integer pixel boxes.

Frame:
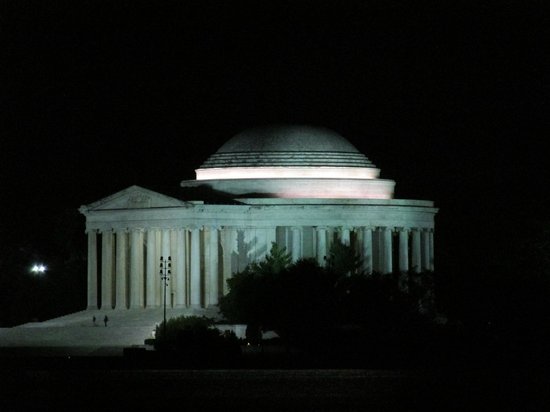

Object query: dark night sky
[1,1,548,264]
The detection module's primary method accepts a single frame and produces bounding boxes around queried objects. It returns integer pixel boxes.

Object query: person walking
[93,315,96,326]
[104,315,108,327]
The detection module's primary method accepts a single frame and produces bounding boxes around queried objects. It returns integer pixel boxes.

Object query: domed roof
[185,125,394,199]
[219,125,359,153]
[199,125,376,169]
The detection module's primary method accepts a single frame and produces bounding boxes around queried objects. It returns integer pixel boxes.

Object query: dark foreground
[1,357,548,411]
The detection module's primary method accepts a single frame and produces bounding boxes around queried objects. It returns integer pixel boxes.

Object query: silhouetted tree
[254,242,292,275]
[219,240,445,366]
[155,315,241,367]
[326,240,362,276]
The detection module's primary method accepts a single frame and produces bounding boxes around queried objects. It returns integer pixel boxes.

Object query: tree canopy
[219,242,435,347]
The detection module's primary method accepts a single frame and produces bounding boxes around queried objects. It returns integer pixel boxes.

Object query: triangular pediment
[80,185,191,212]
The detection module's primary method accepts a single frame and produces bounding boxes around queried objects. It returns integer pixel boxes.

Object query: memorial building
[79,125,437,310]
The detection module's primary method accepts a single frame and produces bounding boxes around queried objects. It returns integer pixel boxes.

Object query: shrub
[154,316,241,367]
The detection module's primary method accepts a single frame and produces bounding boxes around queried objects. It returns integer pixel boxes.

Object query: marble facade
[80,126,437,310]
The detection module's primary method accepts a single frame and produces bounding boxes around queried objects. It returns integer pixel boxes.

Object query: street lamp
[159,256,171,338]
[30,263,47,275]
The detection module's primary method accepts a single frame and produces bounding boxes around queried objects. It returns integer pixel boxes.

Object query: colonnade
[87,227,211,311]
[86,225,434,310]
[290,226,434,274]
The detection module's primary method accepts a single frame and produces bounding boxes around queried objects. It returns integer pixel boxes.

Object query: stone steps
[0,308,224,355]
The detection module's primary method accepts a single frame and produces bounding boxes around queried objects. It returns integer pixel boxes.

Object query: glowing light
[196,166,380,181]
[184,177,396,200]
[31,264,47,274]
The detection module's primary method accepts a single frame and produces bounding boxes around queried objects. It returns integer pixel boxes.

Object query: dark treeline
[216,234,550,368]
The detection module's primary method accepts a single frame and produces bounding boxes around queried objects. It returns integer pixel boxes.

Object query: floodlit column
[375,227,384,273]
[291,227,301,262]
[429,229,435,271]
[266,227,277,255]
[101,230,114,309]
[383,227,393,274]
[340,227,351,246]
[176,228,186,307]
[411,228,422,274]
[220,228,230,290]
[87,229,98,310]
[221,228,234,295]
[190,227,201,308]
[209,227,219,306]
[315,227,327,266]
[145,229,157,308]
[361,227,373,274]
[161,229,171,263]
[398,228,409,273]
[115,229,128,309]
[161,229,171,307]
[129,229,144,308]
[422,229,430,271]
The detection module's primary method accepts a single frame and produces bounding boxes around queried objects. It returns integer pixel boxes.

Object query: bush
[154,316,241,367]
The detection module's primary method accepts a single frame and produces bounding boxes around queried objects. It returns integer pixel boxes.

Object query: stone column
[429,229,435,271]
[154,230,162,305]
[176,228,186,307]
[221,227,234,296]
[398,228,409,273]
[340,227,351,246]
[375,227,384,273]
[115,229,127,309]
[326,227,335,256]
[383,227,393,274]
[266,227,277,256]
[129,229,144,308]
[411,228,422,273]
[145,229,157,308]
[190,227,201,308]
[422,229,430,271]
[101,230,114,309]
[315,227,327,266]
[161,229,170,261]
[161,229,171,307]
[291,226,301,262]
[209,227,219,306]
[361,227,373,274]
[87,229,98,310]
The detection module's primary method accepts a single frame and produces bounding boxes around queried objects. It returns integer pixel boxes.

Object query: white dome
[199,125,376,169]
[183,125,395,200]
[218,125,360,153]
